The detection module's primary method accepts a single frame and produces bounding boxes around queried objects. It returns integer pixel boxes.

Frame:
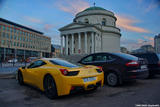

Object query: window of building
[102,18,106,26]
[14,35,16,39]
[10,34,12,39]
[2,32,5,38]
[7,33,9,39]
[10,27,13,32]
[14,29,16,33]
[7,26,9,31]
[14,42,16,46]
[3,25,5,31]
[1,40,5,45]
[84,18,89,24]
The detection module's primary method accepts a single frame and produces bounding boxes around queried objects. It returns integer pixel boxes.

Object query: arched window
[84,18,89,24]
[102,18,106,26]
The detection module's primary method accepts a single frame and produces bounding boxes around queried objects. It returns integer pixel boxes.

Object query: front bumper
[55,74,104,96]
[123,69,149,81]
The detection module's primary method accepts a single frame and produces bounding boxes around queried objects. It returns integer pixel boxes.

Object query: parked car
[8,59,18,63]
[78,52,149,86]
[132,53,160,78]
[17,58,104,99]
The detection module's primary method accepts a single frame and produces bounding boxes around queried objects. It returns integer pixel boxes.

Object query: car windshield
[49,59,80,68]
[112,53,138,60]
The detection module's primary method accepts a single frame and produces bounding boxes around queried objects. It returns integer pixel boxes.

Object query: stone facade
[59,6,121,55]
[154,34,160,53]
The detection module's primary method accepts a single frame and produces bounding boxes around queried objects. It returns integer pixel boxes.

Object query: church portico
[60,31,100,55]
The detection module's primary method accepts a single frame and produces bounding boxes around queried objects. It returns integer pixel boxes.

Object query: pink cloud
[116,14,150,33]
[24,16,43,24]
[56,0,90,15]
[44,24,53,31]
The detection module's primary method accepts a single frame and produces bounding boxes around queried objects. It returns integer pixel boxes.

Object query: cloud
[137,0,160,12]
[55,0,90,15]
[24,16,43,24]
[44,24,53,32]
[142,35,154,46]
[116,14,150,33]
[121,35,154,50]
[145,1,158,12]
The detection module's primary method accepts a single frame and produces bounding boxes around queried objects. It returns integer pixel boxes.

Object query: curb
[0,74,16,79]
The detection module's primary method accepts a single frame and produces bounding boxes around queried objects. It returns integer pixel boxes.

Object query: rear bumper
[149,67,160,74]
[122,69,149,81]
[70,81,102,94]
[55,73,104,96]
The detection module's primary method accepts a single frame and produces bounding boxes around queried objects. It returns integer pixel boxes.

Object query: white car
[8,59,18,63]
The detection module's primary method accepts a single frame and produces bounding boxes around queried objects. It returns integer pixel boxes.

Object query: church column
[60,35,63,54]
[71,33,74,54]
[78,33,81,53]
[84,32,88,54]
[91,32,94,53]
[65,34,68,55]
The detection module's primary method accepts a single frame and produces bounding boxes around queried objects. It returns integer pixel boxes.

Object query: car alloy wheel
[44,75,57,99]
[18,71,24,85]
[107,72,118,86]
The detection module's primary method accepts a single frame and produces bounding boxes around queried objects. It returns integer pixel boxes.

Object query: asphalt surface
[0,76,160,107]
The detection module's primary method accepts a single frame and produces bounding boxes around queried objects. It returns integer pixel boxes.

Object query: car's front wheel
[43,75,57,99]
[106,72,119,86]
[18,70,24,85]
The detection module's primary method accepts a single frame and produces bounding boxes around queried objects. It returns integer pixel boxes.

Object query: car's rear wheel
[44,75,57,99]
[18,70,24,85]
[106,72,119,86]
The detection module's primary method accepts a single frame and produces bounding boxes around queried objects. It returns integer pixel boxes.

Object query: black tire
[147,71,155,79]
[18,71,24,85]
[43,75,57,99]
[106,72,119,86]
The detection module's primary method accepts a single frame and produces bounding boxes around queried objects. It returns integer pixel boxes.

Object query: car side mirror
[78,60,81,63]
[22,66,26,69]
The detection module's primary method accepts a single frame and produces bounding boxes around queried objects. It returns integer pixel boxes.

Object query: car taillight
[97,66,103,71]
[158,61,160,66]
[96,69,102,73]
[59,69,68,76]
[126,61,139,67]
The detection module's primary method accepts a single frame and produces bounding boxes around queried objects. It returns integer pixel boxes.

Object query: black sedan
[78,52,149,86]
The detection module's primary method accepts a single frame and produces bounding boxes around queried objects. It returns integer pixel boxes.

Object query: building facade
[0,18,51,62]
[59,6,121,55]
[154,34,160,53]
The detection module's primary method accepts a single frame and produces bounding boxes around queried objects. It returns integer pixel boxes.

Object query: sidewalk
[0,67,17,79]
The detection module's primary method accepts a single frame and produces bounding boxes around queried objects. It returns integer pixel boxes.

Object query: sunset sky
[0,0,160,50]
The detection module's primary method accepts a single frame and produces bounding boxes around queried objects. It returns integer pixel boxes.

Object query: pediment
[59,23,88,31]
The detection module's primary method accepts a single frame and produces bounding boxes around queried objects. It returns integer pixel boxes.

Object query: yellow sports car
[17,58,104,99]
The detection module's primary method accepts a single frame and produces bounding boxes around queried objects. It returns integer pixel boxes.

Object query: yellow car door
[25,60,46,87]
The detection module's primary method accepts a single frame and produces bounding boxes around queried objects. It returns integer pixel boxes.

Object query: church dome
[83,6,106,11]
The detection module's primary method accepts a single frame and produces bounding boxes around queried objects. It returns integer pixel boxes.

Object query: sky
[0,0,160,50]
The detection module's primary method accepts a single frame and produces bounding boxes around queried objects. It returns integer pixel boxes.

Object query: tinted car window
[94,55,107,62]
[82,56,93,63]
[50,59,79,68]
[132,53,158,64]
[113,53,138,60]
[28,60,46,68]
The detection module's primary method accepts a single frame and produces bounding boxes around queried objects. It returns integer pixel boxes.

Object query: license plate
[141,65,147,69]
[83,77,96,82]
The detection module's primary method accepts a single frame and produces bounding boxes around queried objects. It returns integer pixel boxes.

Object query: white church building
[59,6,121,55]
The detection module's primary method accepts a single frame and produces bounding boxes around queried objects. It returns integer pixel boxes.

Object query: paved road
[0,76,160,107]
